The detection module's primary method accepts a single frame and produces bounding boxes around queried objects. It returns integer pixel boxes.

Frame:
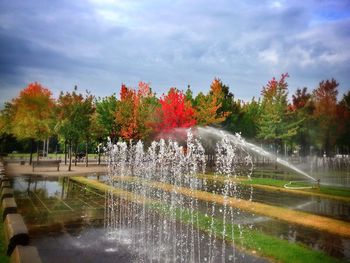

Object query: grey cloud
[0,0,349,106]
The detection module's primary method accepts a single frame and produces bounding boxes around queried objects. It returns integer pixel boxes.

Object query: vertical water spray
[104,128,255,262]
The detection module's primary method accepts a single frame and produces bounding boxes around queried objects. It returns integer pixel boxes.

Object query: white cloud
[96,9,123,23]
[258,48,280,65]
[271,1,283,9]
[288,46,314,67]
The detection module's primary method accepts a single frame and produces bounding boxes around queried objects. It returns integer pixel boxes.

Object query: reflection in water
[11,175,350,262]
[254,219,350,260]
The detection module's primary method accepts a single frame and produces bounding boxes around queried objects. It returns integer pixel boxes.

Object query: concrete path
[4,162,107,177]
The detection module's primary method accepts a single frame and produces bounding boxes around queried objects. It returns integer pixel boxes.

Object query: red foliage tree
[261,73,289,99]
[290,87,312,112]
[313,78,339,155]
[156,88,196,133]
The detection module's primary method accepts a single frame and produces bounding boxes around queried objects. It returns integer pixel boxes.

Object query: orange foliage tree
[12,82,54,163]
[194,78,230,126]
[313,79,339,155]
[116,82,158,140]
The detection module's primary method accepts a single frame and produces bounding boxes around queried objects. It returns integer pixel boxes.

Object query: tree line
[0,74,349,168]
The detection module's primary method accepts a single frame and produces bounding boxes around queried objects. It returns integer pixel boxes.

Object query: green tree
[238,98,262,139]
[95,95,119,142]
[0,102,14,136]
[55,87,94,170]
[79,92,95,167]
[0,102,15,154]
[90,111,106,164]
[212,81,243,133]
[185,85,194,104]
[258,73,300,154]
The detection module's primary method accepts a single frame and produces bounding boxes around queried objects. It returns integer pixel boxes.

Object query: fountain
[196,127,317,183]
[104,127,316,262]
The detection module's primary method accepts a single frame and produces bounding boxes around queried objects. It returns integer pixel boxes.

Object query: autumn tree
[194,79,230,126]
[258,73,300,154]
[218,81,240,130]
[289,87,315,156]
[11,82,54,164]
[155,88,196,133]
[312,79,339,155]
[116,82,158,140]
[137,90,159,141]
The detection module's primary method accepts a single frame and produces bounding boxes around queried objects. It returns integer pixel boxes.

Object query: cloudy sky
[0,0,350,106]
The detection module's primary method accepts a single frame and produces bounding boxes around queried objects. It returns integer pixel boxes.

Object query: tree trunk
[43,140,46,158]
[68,140,72,171]
[29,138,34,165]
[36,140,40,162]
[98,144,101,165]
[64,140,67,165]
[47,138,49,157]
[325,131,331,157]
[85,140,88,167]
[74,143,78,166]
[274,140,278,170]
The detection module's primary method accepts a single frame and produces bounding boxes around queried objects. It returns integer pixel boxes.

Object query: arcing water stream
[197,127,317,182]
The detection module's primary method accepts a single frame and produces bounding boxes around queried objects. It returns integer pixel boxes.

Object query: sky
[1,0,350,106]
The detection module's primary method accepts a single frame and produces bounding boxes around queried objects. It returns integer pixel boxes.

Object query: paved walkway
[4,162,107,177]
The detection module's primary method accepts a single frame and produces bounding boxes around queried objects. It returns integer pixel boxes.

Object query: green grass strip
[152,204,342,263]
[71,176,344,263]
[201,174,350,201]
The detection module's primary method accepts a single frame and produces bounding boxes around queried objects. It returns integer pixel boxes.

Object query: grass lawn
[153,204,343,263]
[241,177,350,199]
[200,174,350,200]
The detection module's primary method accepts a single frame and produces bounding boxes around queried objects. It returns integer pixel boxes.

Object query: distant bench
[3,160,25,166]
[32,160,61,172]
